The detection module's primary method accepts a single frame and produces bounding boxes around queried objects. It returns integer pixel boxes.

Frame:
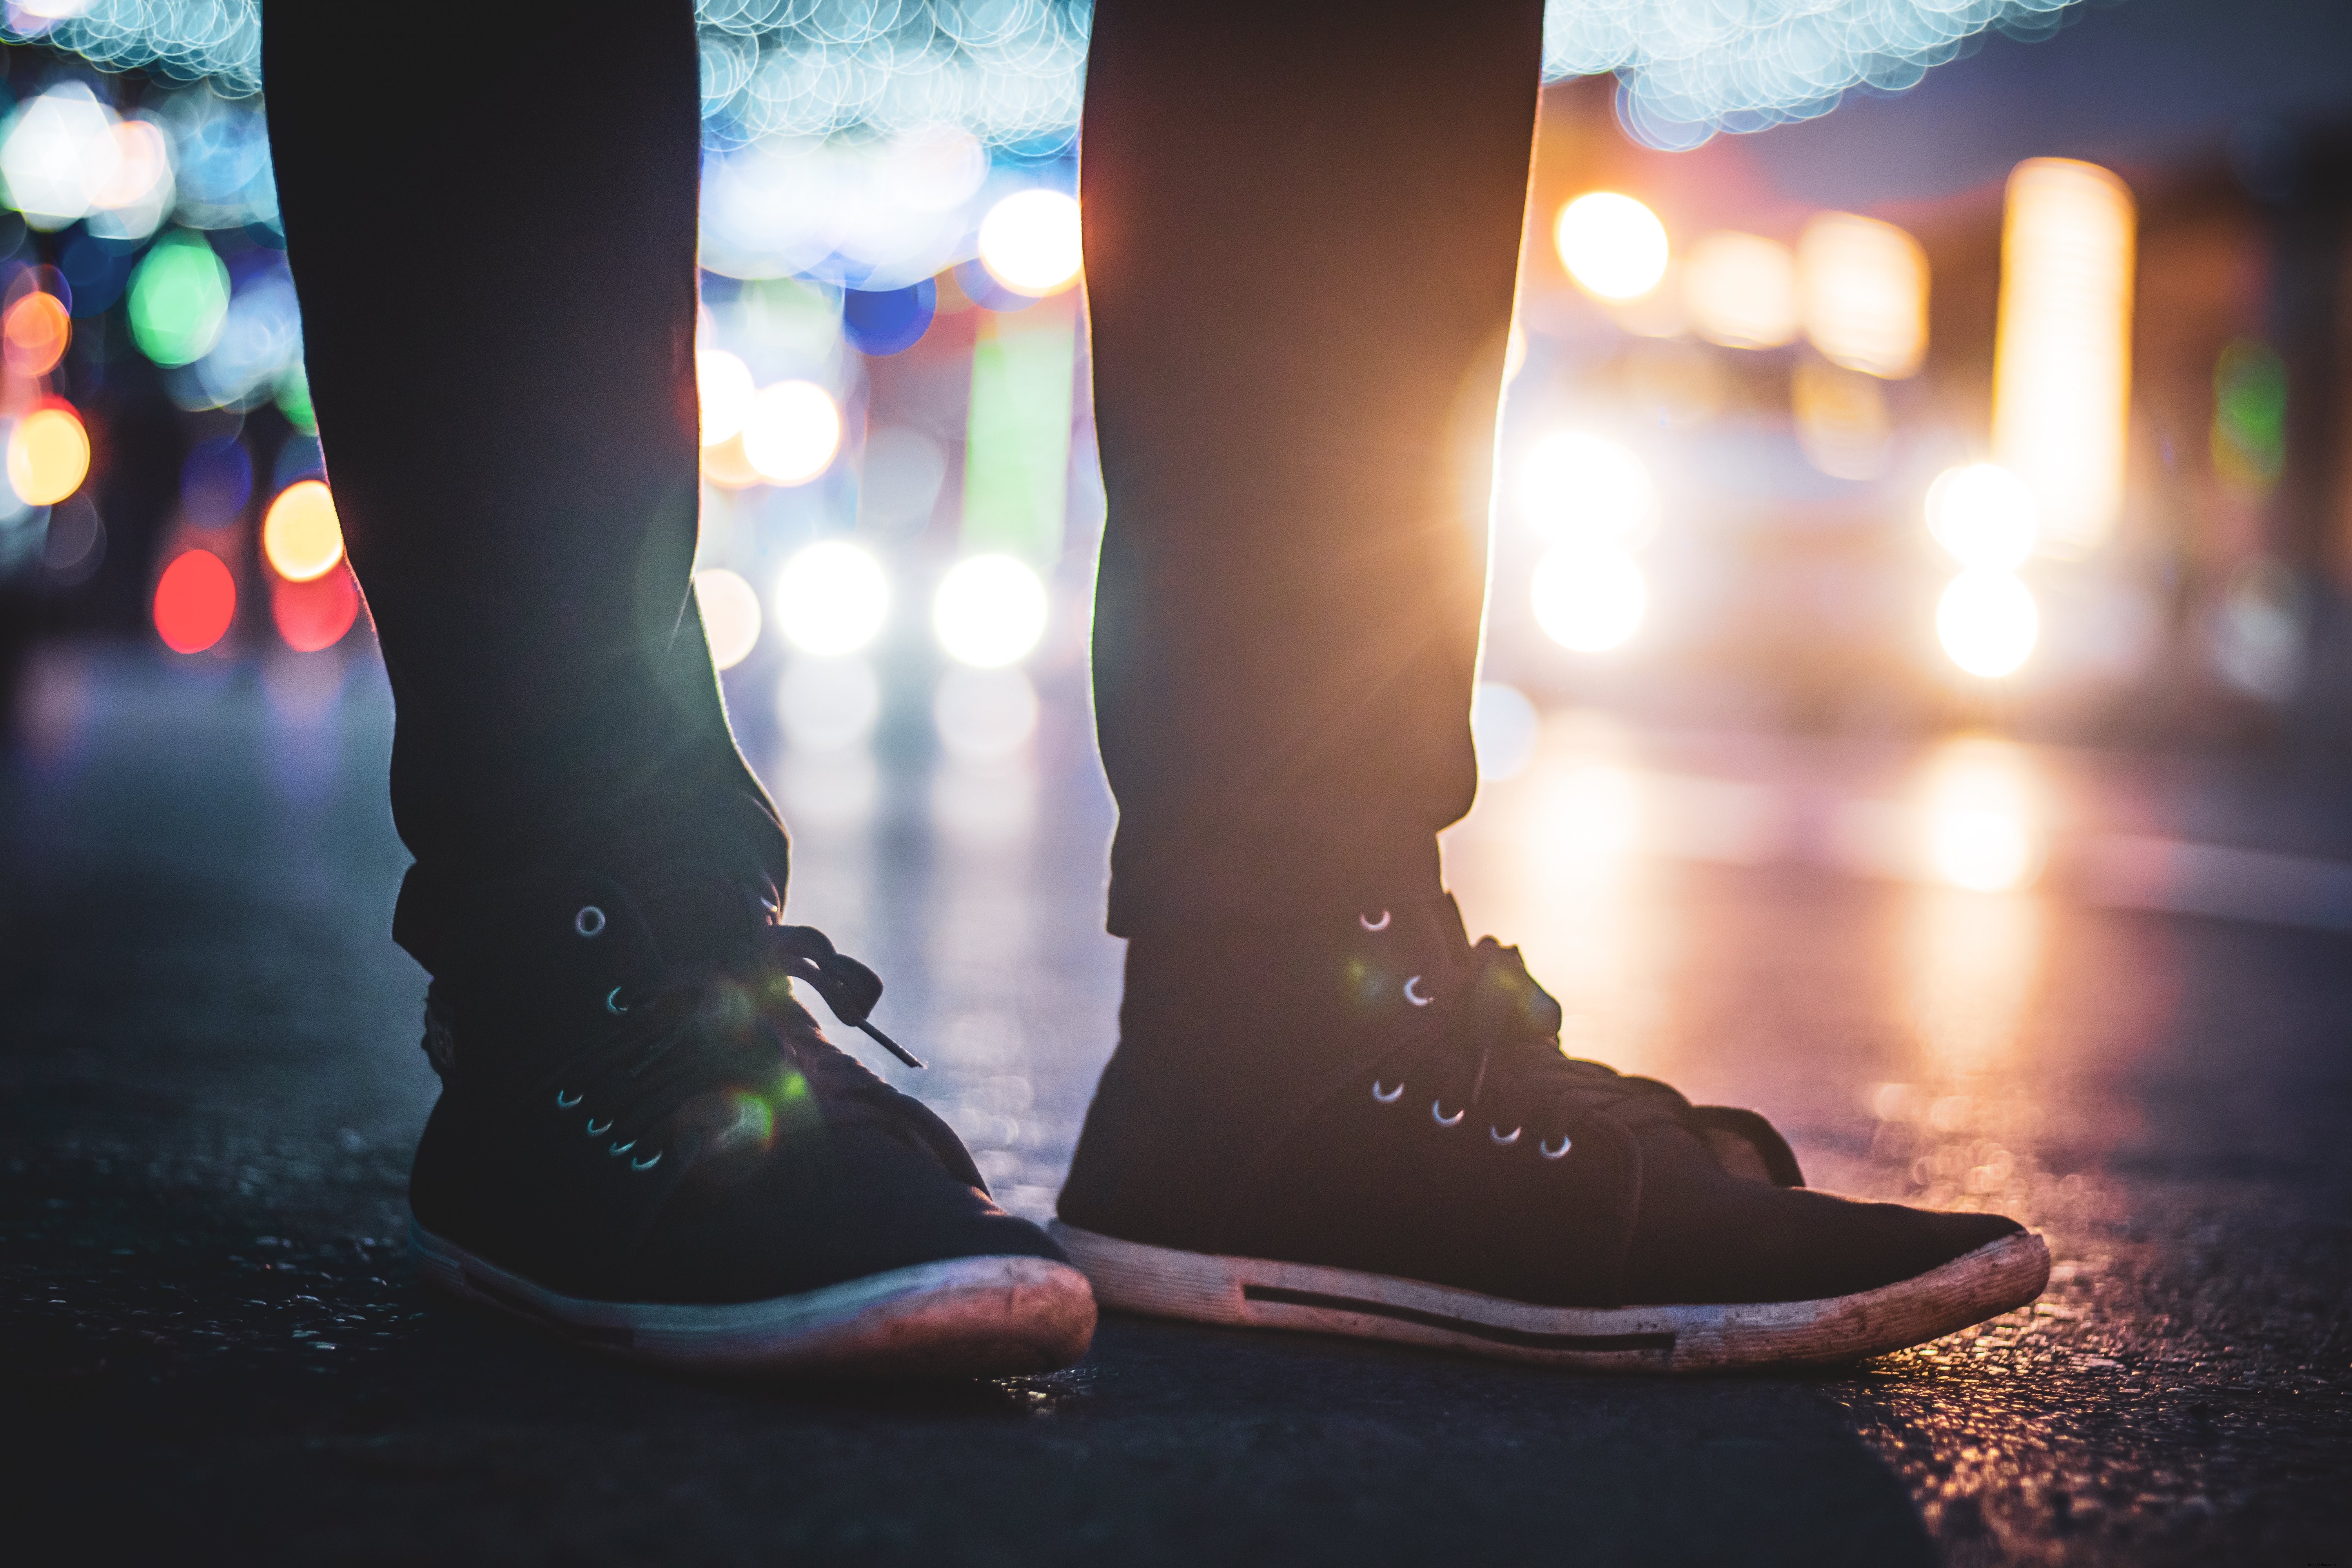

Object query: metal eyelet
[604,987,629,1016]
[1403,975,1432,1006]
[608,1140,635,1156]
[554,1089,583,1109]
[1540,1134,1572,1160]
[630,1151,662,1171]
[585,1117,613,1136]
[574,905,606,939]
[1359,910,1391,932]
[1432,1101,1465,1127]
[1372,1080,1404,1104]
[1491,1125,1521,1146]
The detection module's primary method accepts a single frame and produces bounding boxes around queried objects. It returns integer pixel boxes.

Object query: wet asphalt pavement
[2,643,2347,1566]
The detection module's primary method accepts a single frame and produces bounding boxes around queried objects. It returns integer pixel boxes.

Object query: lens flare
[1532,545,1647,652]
[154,547,236,654]
[1936,570,2038,678]
[933,554,1047,667]
[1554,192,1669,302]
[742,380,842,485]
[695,350,757,447]
[775,539,887,655]
[976,189,1083,296]
[261,479,345,582]
[1926,463,2037,571]
[1519,432,1652,546]
[2,291,71,376]
[7,403,89,506]
[693,566,762,670]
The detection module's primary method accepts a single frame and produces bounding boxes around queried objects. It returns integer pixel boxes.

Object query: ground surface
[2,644,2347,1566]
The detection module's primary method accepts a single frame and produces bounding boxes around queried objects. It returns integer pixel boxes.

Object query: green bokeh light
[128,231,230,368]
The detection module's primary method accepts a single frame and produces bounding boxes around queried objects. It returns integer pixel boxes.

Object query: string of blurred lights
[3,0,2115,154]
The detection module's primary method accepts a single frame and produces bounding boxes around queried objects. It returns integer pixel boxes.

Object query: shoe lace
[1394,938,1690,1147]
[536,926,927,1168]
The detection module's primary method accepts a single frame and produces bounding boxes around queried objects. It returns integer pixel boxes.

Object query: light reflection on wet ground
[3,646,2346,1564]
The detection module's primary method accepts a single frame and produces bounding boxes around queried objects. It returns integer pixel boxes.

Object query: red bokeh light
[153,548,237,654]
[270,563,361,652]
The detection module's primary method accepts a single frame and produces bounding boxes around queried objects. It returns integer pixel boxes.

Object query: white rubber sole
[1049,1221,2050,1372]
[413,1221,1097,1377]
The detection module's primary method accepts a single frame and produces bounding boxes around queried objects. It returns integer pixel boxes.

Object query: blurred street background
[2,0,2349,1563]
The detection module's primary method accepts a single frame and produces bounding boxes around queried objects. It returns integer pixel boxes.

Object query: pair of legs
[267,2,1515,934]
[266,3,2045,1374]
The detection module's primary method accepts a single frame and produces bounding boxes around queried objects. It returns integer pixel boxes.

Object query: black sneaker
[1053,898,2047,1372]
[405,863,1095,1376]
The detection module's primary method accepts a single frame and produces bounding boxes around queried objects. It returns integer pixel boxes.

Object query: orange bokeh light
[3,292,70,377]
[7,401,89,506]
[154,548,237,654]
[261,479,345,582]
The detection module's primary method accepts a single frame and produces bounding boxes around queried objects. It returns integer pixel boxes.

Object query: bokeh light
[842,279,937,356]
[1936,570,2039,679]
[777,655,881,750]
[3,291,71,376]
[976,189,1083,296]
[1991,158,2136,557]
[153,547,235,654]
[7,403,90,505]
[1926,463,2038,572]
[934,554,1047,668]
[128,231,230,367]
[261,479,345,582]
[693,566,762,670]
[1554,192,1670,302]
[741,380,841,485]
[934,665,1039,759]
[1532,545,1647,653]
[1682,232,1798,349]
[695,349,756,447]
[1519,431,1652,546]
[1919,738,2043,893]
[270,564,361,653]
[775,539,887,655]
[1799,212,1929,379]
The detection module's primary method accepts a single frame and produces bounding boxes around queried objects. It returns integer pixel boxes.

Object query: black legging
[263,2,1543,965]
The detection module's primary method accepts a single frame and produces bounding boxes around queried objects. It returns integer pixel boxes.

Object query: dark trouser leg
[1084,0,1544,938]
[265,4,787,974]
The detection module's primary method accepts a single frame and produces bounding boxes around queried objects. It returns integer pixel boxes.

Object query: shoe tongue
[632,867,769,969]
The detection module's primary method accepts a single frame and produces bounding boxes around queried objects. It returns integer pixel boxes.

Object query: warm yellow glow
[775,539,887,655]
[1991,158,2136,557]
[5,404,88,505]
[695,350,756,447]
[977,189,1083,296]
[1918,737,2044,894]
[693,567,762,670]
[1682,232,1798,349]
[1936,570,2038,678]
[934,554,1048,667]
[1532,545,1646,652]
[1926,463,2038,571]
[1519,431,1652,545]
[1799,212,1928,378]
[261,480,345,582]
[1555,192,1670,302]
